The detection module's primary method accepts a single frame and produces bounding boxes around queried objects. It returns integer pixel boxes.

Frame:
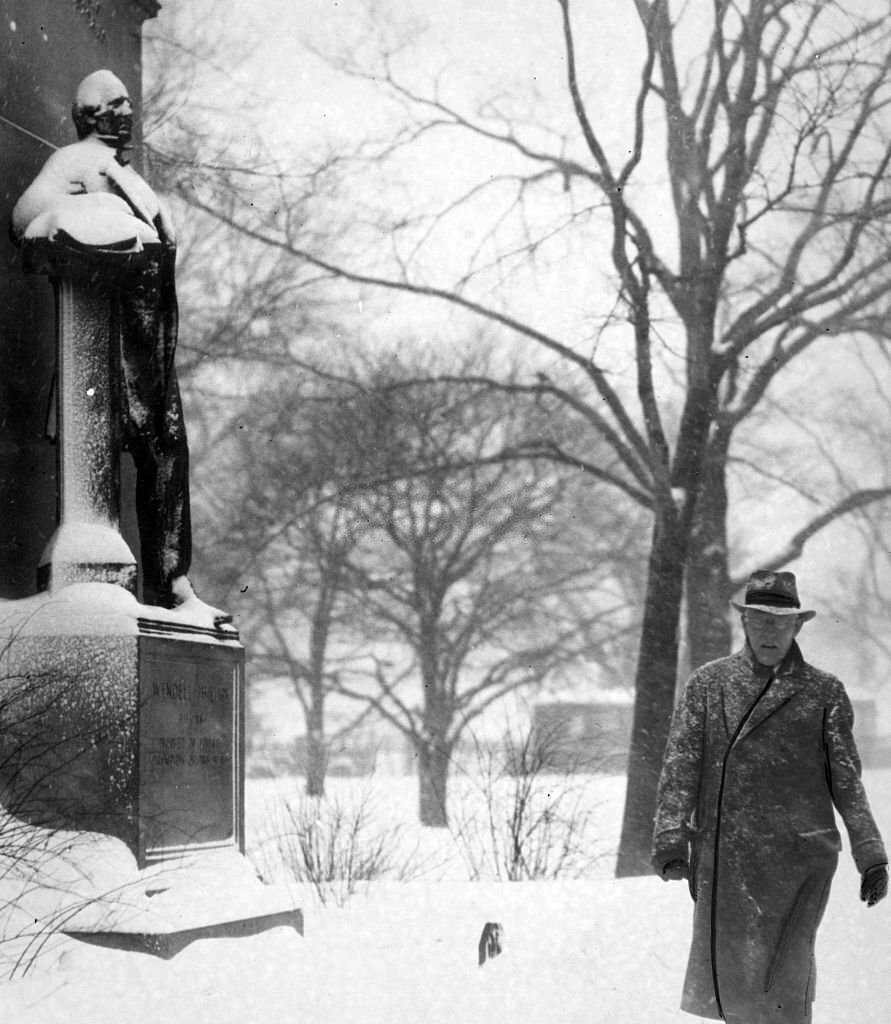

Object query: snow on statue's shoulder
[11,135,161,250]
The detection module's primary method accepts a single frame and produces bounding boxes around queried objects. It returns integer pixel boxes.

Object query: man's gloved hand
[661,858,689,881]
[860,863,888,907]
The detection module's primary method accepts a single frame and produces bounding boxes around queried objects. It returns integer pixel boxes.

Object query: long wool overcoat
[652,642,886,1024]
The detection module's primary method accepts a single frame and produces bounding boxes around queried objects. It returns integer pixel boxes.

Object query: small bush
[251,785,425,906]
[450,724,604,881]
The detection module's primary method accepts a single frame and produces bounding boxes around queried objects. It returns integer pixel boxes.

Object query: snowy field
[1,769,890,1023]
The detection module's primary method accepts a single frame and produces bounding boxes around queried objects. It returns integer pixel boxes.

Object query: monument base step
[64,906,303,959]
[58,846,302,960]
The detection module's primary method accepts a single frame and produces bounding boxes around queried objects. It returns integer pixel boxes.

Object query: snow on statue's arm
[102,158,174,245]
[11,141,160,252]
[651,671,706,875]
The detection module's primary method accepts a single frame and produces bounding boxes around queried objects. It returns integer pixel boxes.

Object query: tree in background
[787,344,891,687]
[327,355,646,826]
[168,0,891,872]
[193,366,379,797]
[200,341,647,824]
[141,3,348,625]
[145,1,891,868]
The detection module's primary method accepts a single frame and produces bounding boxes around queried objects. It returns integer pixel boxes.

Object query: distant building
[531,694,633,774]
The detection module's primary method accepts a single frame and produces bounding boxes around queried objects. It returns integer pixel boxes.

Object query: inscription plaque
[139,636,244,863]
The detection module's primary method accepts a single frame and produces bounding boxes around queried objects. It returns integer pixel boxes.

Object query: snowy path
[2,857,887,1022]
[1,771,889,1022]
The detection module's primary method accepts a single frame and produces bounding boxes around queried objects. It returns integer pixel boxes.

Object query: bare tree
[326,357,645,826]
[196,328,647,818]
[142,11,339,387]
[149,1,891,870]
[193,368,379,797]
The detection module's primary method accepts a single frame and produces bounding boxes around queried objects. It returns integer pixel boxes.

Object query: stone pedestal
[138,629,245,864]
[0,590,304,971]
[22,240,145,594]
[39,274,136,591]
[0,584,244,867]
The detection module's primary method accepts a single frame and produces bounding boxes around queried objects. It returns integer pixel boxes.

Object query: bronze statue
[11,70,227,623]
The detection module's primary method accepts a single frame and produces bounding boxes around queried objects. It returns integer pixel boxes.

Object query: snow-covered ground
[1,769,889,1023]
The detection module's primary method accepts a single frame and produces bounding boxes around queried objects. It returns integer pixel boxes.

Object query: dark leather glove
[661,858,689,881]
[860,863,888,907]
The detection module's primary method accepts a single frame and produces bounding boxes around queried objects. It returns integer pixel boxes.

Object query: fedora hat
[731,570,816,621]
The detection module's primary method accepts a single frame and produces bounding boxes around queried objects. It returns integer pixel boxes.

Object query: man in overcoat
[652,570,887,1024]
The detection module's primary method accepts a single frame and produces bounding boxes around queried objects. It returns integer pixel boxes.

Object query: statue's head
[72,70,133,149]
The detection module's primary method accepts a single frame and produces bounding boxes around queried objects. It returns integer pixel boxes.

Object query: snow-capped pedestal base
[0,583,276,980]
[63,846,303,959]
[37,520,137,593]
[0,583,245,866]
[0,829,301,979]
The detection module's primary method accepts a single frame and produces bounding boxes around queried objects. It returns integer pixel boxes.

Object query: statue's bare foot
[169,576,234,630]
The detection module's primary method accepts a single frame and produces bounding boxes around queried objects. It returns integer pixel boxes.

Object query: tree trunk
[417,735,451,827]
[615,508,687,877]
[305,584,336,798]
[686,427,733,670]
[305,690,326,798]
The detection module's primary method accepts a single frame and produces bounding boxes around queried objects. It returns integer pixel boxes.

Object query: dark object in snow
[478,921,503,966]
[66,906,304,959]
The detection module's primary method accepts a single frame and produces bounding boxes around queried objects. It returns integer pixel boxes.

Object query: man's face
[743,609,804,667]
[73,71,133,149]
[92,94,133,148]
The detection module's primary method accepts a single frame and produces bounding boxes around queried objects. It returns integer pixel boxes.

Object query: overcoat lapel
[734,643,806,743]
[736,673,800,743]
